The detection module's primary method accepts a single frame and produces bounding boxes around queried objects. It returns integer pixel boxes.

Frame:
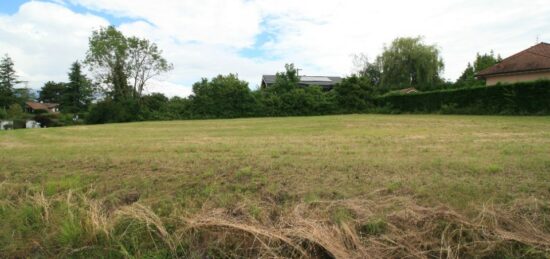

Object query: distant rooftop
[300,76,332,82]
[477,42,550,77]
[261,75,343,89]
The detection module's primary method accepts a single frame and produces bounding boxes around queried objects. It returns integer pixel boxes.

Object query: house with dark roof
[25,101,60,113]
[261,75,343,91]
[476,42,550,86]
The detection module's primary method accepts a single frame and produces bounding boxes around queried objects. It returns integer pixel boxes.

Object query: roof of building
[26,101,59,111]
[477,42,550,77]
[262,75,343,86]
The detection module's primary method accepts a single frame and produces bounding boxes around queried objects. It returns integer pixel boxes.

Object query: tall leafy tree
[127,37,173,98]
[85,26,172,101]
[190,74,255,118]
[377,37,444,91]
[456,51,502,87]
[64,61,94,113]
[333,75,374,112]
[0,54,20,108]
[39,81,67,104]
[352,53,382,91]
[265,63,300,94]
[13,87,37,107]
[85,26,131,101]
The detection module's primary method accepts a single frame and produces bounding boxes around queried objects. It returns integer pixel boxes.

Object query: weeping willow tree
[377,37,445,91]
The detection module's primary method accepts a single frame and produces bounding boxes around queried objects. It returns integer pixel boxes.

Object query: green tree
[13,87,37,107]
[0,108,7,119]
[333,75,374,112]
[127,37,173,98]
[39,81,67,104]
[7,103,24,119]
[377,37,444,91]
[142,93,169,112]
[265,63,300,94]
[85,26,131,101]
[190,74,256,118]
[455,51,502,87]
[0,54,20,108]
[64,61,94,113]
[85,26,172,101]
[352,53,382,92]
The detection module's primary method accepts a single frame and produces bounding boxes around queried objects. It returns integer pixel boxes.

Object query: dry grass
[1,114,549,258]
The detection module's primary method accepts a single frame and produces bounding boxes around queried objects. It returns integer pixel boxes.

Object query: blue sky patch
[0,0,144,26]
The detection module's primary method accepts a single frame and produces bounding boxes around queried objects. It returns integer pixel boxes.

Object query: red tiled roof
[477,43,550,77]
[25,101,59,111]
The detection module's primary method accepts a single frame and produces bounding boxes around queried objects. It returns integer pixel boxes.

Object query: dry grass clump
[176,195,550,258]
[1,189,549,258]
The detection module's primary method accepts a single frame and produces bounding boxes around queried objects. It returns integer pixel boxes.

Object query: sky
[1,0,549,97]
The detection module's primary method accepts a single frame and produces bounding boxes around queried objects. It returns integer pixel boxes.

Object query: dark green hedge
[375,80,550,115]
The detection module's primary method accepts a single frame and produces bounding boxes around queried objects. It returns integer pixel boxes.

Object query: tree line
[0,27,505,125]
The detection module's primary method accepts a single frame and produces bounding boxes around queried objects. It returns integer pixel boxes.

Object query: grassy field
[1,114,550,258]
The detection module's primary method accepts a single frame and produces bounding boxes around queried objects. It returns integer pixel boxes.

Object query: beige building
[477,42,550,86]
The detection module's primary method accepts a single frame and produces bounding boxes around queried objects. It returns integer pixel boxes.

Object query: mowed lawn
[1,115,550,258]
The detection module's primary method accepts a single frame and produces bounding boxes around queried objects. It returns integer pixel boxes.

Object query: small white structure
[26,120,41,129]
[0,120,14,130]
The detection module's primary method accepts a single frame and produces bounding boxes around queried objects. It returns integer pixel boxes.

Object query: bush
[13,119,26,129]
[7,103,25,119]
[34,113,62,127]
[0,108,6,119]
[375,80,550,115]
[87,99,142,124]
[333,75,374,113]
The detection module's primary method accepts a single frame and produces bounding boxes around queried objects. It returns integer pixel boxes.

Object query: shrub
[333,75,374,113]
[375,80,550,115]
[13,119,26,129]
[0,108,7,119]
[34,113,61,127]
[87,99,142,124]
[7,103,25,119]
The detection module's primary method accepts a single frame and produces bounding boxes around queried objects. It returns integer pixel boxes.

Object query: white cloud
[69,0,262,48]
[2,0,550,98]
[253,0,550,80]
[145,80,192,97]
[0,1,108,87]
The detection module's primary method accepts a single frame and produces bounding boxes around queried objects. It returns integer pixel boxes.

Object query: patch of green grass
[358,218,387,236]
[1,114,549,257]
[331,207,355,225]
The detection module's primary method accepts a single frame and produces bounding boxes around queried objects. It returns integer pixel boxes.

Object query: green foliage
[64,61,94,113]
[39,81,67,104]
[264,63,300,94]
[333,75,374,112]
[189,74,256,118]
[330,207,354,225]
[376,80,550,115]
[85,26,172,101]
[142,93,168,111]
[34,113,62,128]
[358,218,387,236]
[7,103,24,119]
[455,51,502,88]
[162,96,193,119]
[256,63,338,116]
[377,37,444,91]
[0,54,19,108]
[0,108,7,119]
[352,53,382,89]
[58,218,84,248]
[87,99,142,124]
